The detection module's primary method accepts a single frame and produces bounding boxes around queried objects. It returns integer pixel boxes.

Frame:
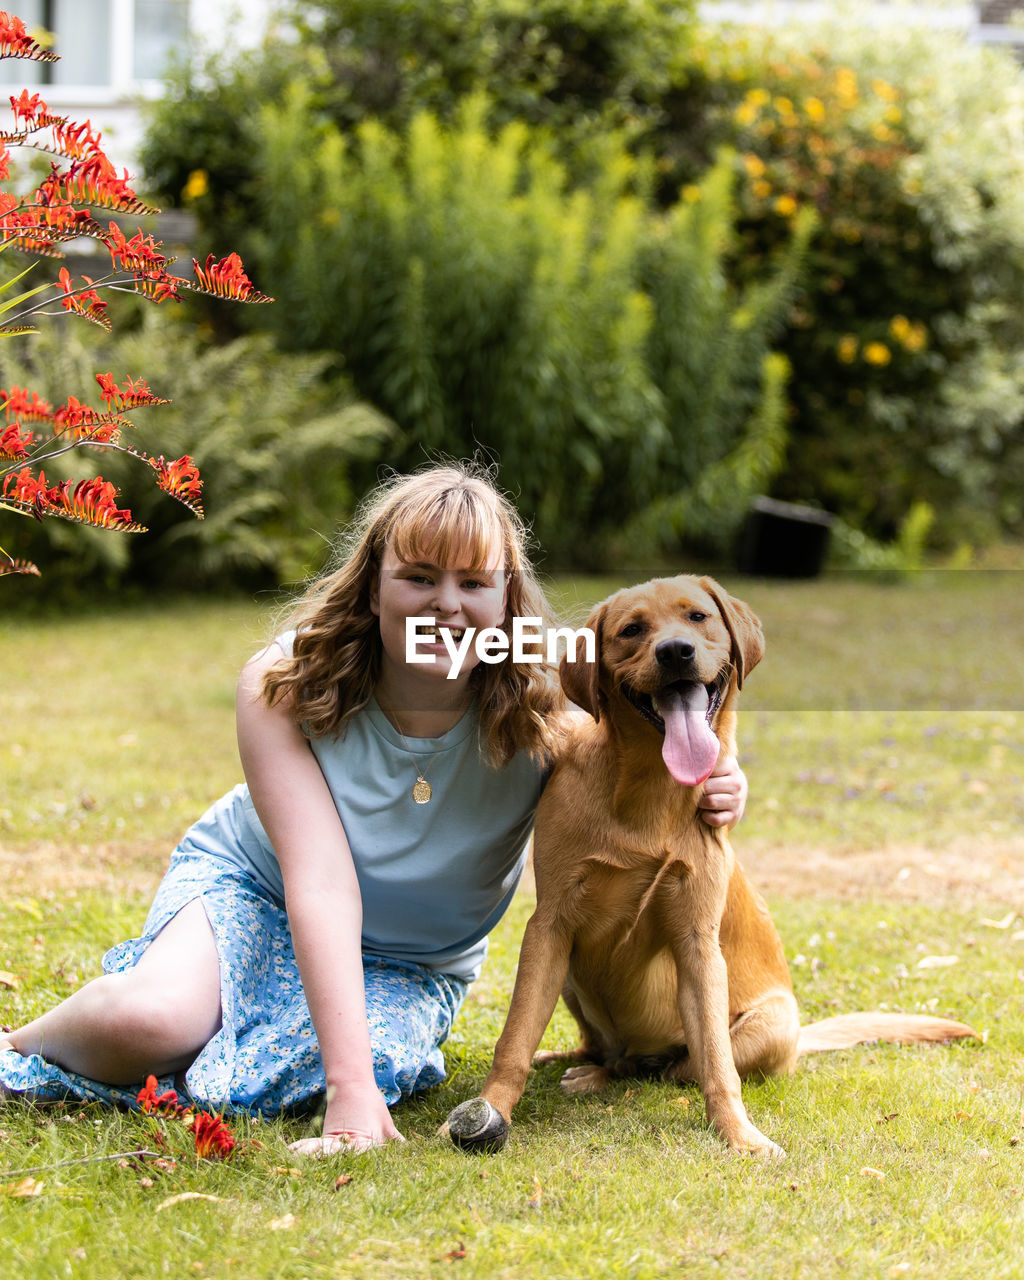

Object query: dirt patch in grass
[740,836,1024,908]
[0,840,168,900]
[4,836,1023,910]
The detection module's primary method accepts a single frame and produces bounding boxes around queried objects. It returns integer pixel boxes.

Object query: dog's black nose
[655,638,696,672]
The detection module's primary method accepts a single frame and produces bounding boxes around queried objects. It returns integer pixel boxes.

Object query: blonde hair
[262,461,566,765]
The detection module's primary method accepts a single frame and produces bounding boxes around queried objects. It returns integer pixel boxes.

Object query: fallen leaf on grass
[8,898,42,921]
[267,1214,297,1232]
[859,1167,886,1180]
[442,1243,468,1261]
[0,970,18,988]
[526,1175,543,1209]
[1,1177,44,1198]
[916,955,959,969]
[155,1193,227,1212]
[333,1174,353,1191]
[980,912,1018,930]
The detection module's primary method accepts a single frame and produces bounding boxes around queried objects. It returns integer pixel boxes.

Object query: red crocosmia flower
[0,13,59,62]
[49,115,102,161]
[95,371,118,408]
[0,555,40,578]
[151,454,203,515]
[51,475,145,531]
[190,1111,236,1160]
[55,268,110,330]
[94,370,169,413]
[53,393,101,437]
[0,419,34,459]
[136,1074,181,1115]
[2,465,58,511]
[1,384,54,422]
[105,221,168,273]
[191,252,273,304]
[9,89,44,125]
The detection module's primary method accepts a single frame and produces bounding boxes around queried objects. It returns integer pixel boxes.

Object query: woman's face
[370,544,509,686]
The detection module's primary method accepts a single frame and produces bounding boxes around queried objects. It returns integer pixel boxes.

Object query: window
[0,0,189,93]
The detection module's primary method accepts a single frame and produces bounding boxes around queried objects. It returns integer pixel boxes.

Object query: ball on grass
[444,1097,509,1154]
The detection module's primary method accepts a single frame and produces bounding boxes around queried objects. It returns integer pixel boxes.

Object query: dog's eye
[689,612,707,623]
[619,622,645,638]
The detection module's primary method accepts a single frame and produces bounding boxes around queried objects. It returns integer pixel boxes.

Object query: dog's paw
[559,1064,611,1095]
[727,1126,786,1159]
[442,1098,510,1155]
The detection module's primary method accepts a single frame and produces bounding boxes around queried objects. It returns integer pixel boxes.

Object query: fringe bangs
[382,477,514,574]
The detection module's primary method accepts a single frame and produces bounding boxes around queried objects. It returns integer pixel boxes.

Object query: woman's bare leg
[3,899,222,1086]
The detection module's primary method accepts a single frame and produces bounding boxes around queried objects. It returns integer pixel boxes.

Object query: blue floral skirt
[0,849,467,1114]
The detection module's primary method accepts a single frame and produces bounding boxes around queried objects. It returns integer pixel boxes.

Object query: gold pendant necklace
[378,698,441,805]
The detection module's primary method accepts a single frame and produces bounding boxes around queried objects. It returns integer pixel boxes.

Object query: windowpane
[51,0,111,86]
[134,0,189,79]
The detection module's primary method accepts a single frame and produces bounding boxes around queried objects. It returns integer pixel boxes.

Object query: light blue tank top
[177,638,546,982]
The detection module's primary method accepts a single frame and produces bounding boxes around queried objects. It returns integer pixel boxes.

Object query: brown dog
[444,575,977,1157]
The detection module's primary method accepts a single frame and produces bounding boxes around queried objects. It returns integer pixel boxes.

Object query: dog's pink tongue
[654,683,719,786]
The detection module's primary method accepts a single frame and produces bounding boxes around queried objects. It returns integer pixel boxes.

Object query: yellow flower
[889,315,911,341]
[742,152,767,178]
[773,193,798,217]
[746,87,771,107]
[682,185,702,204]
[863,342,892,366]
[774,95,795,115]
[182,169,209,203]
[884,106,903,125]
[890,316,927,352]
[834,67,860,106]
[836,335,858,363]
[752,178,773,200]
[872,78,900,103]
[871,123,893,143]
[735,101,759,127]
[803,96,827,124]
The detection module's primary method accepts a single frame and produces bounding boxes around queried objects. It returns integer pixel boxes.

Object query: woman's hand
[289,1085,406,1156]
[698,752,747,828]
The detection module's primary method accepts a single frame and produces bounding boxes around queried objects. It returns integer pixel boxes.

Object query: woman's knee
[86,968,221,1058]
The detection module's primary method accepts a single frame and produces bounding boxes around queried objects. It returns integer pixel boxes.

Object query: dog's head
[560,575,764,787]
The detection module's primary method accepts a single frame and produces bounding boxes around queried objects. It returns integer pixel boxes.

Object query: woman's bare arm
[236,645,403,1153]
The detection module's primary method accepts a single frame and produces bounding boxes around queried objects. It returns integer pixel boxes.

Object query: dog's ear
[559,602,606,722]
[699,577,764,690]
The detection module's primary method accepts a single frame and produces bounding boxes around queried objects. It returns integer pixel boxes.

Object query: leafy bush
[0,311,391,593]
[673,16,1024,545]
[250,90,808,563]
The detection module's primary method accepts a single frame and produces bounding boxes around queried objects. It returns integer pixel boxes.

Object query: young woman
[0,463,746,1153]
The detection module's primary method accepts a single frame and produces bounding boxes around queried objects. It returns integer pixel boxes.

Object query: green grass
[2,572,1024,1278]
[2,888,1021,1280]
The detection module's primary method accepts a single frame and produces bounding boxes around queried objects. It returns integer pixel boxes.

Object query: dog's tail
[797,1011,979,1056]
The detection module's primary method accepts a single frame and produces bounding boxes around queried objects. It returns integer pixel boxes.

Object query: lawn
[1,569,1023,1279]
